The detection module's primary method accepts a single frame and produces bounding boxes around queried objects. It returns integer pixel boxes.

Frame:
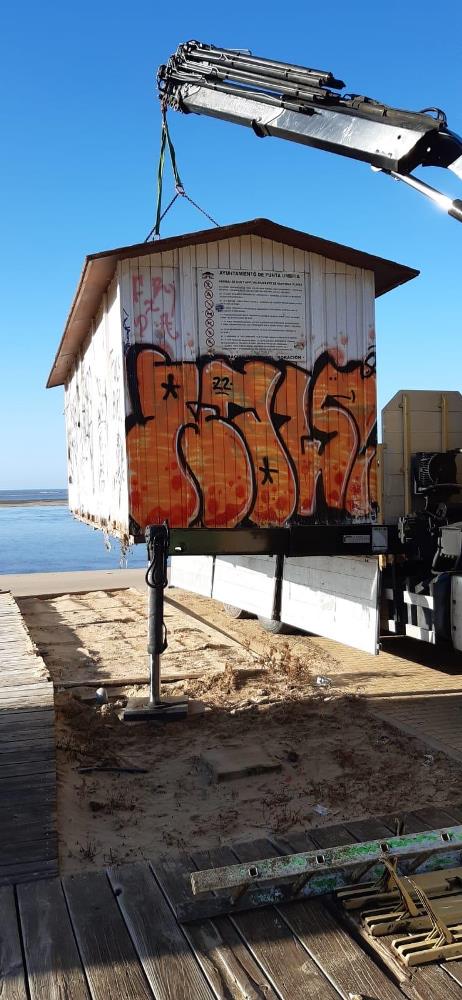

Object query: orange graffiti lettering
[201,359,296,525]
[125,346,377,532]
[180,406,254,527]
[126,349,200,528]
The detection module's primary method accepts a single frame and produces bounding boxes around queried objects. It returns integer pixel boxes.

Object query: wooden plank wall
[121,235,377,533]
[64,274,129,537]
[0,592,58,886]
[62,232,378,536]
[121,235,375,403]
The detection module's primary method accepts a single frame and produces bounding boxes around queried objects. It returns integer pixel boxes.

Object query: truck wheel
[223,604,251,619]
[258,616,292,635]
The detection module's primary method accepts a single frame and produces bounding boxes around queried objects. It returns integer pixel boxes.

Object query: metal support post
[123,524,188,722]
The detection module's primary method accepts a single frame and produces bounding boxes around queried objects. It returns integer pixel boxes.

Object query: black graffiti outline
[161,374,180,400]
[259,456,278,486]
[307,350,377,516]
[125,344,377,526]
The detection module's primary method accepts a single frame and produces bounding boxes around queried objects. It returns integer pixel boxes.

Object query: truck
[170,388,462,655]
[158,42,462,657]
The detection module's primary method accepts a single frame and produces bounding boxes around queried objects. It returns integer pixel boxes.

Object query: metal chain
[181,191,219,228]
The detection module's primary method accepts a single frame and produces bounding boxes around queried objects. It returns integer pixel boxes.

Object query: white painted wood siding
[120,237,375,375]
[64,273,128,536]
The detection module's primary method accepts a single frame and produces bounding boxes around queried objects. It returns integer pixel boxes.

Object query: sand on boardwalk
[18,587,462,874]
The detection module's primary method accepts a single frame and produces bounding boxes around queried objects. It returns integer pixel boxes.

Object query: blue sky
[1,0,462,488]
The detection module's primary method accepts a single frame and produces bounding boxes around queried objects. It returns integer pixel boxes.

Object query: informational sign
[197,268,307,362]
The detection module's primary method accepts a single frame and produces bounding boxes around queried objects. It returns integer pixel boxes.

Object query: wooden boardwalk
[0,591,58,885]
[3,806,462,999]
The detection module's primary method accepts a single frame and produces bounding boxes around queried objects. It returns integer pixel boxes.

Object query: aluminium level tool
[158,41,462,223]
[180,825,462,922]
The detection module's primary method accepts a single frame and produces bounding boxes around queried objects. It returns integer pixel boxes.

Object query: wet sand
[0,499,66,506]
[0,568,145,596]
[17,585,462,876]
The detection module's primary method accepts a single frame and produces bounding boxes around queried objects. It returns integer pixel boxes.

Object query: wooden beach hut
[47,218,417,544]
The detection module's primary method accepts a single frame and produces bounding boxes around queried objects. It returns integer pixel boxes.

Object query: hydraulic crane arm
[158,41,462,222]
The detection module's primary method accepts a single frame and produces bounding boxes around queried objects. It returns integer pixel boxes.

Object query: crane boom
[158,41,462,221]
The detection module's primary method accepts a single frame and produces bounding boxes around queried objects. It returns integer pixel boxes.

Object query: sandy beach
[6,575,462,878]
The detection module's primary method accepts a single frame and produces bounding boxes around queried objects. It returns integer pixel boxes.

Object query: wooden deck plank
[0,753,54,771]
[153,852,250,923]
[108,862,214,1000]
[267,832,406,1000]
[411,805,460,829]
[0,832,57,861]
[0,675,49,690]
[0,861,60,887]
[344,816,399,841]
[0,657,44,668]
[0,835,58,866]
[0,806,56,834]
[0,817,56,842]
[0,773,56,796]
[152,853,280,1000]
[0,740,54,758]
[0,745,54,765]
[0,696,53,721]
[0,595,58,884]
[63,871,153,1000]
[184,914,280,1000]
[444,803,462,823]
[191,845,341,1000]
[0,734,54,751]
[0,711,54,732]
[395,806,462,995]
[0,886,28,999]
[0,731,55,751]
[0,692,53,710]
[17,878,90,1000]
[0,761,55,780]
[0,765,55,784]
[289,823,357,850]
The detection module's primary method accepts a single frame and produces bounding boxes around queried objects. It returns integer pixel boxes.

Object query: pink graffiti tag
[132,275,178,346]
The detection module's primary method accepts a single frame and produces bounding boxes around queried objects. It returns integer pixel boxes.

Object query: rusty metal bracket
[393,879,462,966]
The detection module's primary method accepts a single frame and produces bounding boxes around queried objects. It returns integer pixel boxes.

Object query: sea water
[0,490,146,574]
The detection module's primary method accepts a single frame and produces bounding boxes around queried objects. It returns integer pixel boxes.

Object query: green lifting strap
[154,110,184,238]
[147,108,219,242]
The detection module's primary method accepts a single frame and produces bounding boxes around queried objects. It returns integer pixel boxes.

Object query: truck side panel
[281,555,379,654]
[212,556,278,619]
[169,556,214,597]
